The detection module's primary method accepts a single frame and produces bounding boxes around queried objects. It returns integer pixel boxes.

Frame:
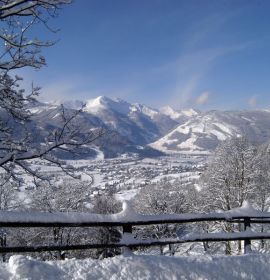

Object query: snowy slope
[150,110,270,154]
[2,253,270,280]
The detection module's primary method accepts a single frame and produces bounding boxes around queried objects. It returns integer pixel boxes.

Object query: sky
[20,0,270,110]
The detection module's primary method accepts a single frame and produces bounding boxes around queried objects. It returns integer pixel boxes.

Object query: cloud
[173,75,201,106]
[195,91,210,105]
[11,69,99,103]
[38,79,100,103]
[148,7,256,109]
[153,39,252,109]
[248,95,257,107]
[36,77,138,104]
[41,81,77,101]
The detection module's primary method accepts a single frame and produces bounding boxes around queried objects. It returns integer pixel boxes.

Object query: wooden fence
[1,202,270,256]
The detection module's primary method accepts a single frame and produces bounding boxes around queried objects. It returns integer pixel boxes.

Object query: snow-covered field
[19,155,205,201]
[1,253,268,280]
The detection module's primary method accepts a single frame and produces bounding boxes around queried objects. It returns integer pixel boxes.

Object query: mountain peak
[84,95,131,115]
[181,108,200,117]
[88,95,110,106]
[160,106,180,119]
[160,106,199,120]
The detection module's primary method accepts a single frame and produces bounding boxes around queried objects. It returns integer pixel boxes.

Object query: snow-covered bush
[199,136,270,254]
[133,179,195,255]
[90,194,122,259]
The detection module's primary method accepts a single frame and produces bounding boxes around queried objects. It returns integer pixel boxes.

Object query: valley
[21,154,206,205]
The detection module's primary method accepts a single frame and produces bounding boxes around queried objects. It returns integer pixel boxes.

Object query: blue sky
[22,0,270,110]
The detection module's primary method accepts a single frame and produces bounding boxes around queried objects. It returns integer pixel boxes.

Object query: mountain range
[29,96,270,158]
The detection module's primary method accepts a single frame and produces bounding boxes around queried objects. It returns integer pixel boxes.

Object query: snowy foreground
[1,253,269,280]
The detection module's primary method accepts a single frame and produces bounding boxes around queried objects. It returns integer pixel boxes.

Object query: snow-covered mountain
[28,96,178,158]
[150,110,270,154]
[28,97,270,157]
[81,96,178,145]
[160,106,199,123]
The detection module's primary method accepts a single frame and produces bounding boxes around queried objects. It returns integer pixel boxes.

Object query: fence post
[0,232,6,262]
[123,224,132,235]
[244,218,251,254]
[122,224,133,255]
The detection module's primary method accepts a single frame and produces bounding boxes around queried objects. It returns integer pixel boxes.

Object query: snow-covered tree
[2,178,93,261]
[0,1,104,184]
[252,142,270,212]
[0,175,22,261]
[251,142,270,250]
[200,137,257,254]
[201,137,256,212]
[91,194,122,259]
[134,180,193,255]
[0,1,71,71]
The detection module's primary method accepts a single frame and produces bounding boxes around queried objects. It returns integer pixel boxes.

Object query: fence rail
[0,201,270,256]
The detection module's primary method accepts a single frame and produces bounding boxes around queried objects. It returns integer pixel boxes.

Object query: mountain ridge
[30,96,270,157]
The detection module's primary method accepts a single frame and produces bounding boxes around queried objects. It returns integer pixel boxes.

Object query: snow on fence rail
[0,201,270,255]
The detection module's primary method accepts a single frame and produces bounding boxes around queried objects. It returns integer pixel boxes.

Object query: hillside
[150,109,270,154]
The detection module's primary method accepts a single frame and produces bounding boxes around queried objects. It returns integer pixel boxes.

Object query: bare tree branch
[0,1,108,184]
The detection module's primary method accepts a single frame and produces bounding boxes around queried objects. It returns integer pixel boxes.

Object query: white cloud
[156,42,251,108]
[195,91,210,105]
[37,79,101,103]
[248,95,257,107]
[37,78,138,104]
[170,75,200,107]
